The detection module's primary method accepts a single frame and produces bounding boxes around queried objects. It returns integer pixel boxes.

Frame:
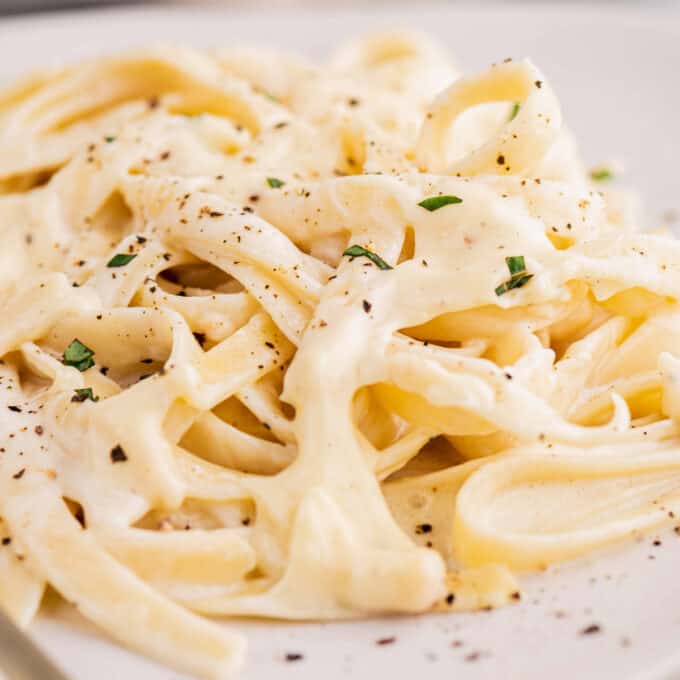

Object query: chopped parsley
[417,195,463,212]
[590,167,613,181]
[107,253,137,267]
[342,244,393,270]
[266,177,285,188]
[509,102,520,121]
[495,273,533,296]
[495,255,533,296]
[71,387,99,403]
[505,255,526,276]
[104,136,116,143]
[63,339,95,371]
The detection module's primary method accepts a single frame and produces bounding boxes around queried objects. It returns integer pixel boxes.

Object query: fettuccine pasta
[0,31,678,678]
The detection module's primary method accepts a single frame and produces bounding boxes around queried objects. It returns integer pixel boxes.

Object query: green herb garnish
[495,273,534,296]
[104,136,116,143]
[509,102,520,121]
[266,177,285,188]
[63,339,95,372]
[505,255,526,276]
[417,195,463,212]
[495,255,533,296]
[71,387,99,403]
[107,253,137,267]
[590,168,613,182]
[342,244,393,270]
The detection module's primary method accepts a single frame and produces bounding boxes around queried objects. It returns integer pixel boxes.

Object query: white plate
[2,4,680,679]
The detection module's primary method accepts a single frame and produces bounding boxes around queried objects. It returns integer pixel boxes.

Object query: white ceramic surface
[2,4,680,679]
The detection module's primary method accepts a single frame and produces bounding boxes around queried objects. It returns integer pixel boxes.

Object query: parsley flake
[342,245,393,270]
[417,195,463,212]
[107,253,137,267]
[63,339,95,372]
[509,102,520,121]
[71,387,99,403]
[505,255,526,276]
[494,273,533,296]
[495,255,533,296]
[104,136,116,143]
[590,168,613,182]
[266,177,285,188]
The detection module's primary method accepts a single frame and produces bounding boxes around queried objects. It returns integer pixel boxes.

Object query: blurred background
[0,0,679,221]
[2,0,680,15]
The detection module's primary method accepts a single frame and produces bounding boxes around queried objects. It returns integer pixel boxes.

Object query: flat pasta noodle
[0,29,678,679]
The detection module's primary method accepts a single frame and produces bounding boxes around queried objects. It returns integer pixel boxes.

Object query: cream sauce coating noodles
[0,31,678,678]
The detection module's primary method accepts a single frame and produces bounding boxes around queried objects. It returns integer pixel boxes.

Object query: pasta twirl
[0,31,678,678]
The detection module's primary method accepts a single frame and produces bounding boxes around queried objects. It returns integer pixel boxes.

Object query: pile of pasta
[1,31,680,678]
